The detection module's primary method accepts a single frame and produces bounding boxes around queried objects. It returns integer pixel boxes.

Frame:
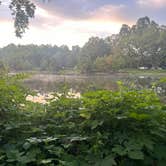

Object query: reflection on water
[24,74,118,93]
[26,91,81,104]
[23,74,166,95]
[24,74,165,93]
[23,74,166,103]
[23,73,166,104]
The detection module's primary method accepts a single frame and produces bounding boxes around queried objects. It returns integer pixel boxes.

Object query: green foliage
[0,74,27,114]
[112,17,166,69]
[0,44,77,72]
[0,76,165,165]
[0,0,35,37]
[94,56,112,72]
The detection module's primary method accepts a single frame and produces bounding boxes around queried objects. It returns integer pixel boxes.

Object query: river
[23,73,165,93]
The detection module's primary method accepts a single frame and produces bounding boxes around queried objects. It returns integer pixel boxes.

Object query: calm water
[23,74,166,95]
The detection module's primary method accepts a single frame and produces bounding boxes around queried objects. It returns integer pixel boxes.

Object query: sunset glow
[0,0,165,47]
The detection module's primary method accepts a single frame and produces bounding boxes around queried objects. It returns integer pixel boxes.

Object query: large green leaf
[128,150,144,160]
[101,155,116,166]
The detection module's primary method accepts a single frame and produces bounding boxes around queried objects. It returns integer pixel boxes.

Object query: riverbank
[9,69,166,77]
[119,69,166,76]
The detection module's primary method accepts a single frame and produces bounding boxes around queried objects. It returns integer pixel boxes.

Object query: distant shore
[9,69,166,77]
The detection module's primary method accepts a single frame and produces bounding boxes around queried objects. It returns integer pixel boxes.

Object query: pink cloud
[88,4,133,25]
[90,4,124,19]
[137,0,166,8]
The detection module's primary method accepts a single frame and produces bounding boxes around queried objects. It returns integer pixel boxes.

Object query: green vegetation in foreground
[0,75,166,166]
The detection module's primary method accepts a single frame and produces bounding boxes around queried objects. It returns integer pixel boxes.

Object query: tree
[0,0,35,37]
[0,61,8,74]
[112,17,166,69]
[1,0,53,37]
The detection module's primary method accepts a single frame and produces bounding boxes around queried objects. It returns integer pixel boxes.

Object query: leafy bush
[0,78,165,165]
[0,74,27,114]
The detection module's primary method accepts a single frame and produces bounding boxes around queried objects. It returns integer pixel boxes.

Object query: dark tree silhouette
[0,0,36,37]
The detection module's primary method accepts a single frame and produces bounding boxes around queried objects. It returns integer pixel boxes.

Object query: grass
[119,69,166,75]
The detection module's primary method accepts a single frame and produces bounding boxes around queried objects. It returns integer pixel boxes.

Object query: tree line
[0,17,166,73]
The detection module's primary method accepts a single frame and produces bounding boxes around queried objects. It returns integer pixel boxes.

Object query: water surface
[24,73,166,94]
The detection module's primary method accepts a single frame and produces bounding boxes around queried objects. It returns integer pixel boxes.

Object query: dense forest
[0,17,166,73]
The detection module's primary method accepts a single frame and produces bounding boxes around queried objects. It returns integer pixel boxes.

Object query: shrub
[0,81,165,165]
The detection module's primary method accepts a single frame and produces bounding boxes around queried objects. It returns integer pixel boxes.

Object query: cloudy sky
[0,0,166,47]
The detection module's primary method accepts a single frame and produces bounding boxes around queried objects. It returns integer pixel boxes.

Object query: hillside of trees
[0,17,166,73]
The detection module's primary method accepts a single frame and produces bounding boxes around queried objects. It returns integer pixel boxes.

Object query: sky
[0,0,166,48]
